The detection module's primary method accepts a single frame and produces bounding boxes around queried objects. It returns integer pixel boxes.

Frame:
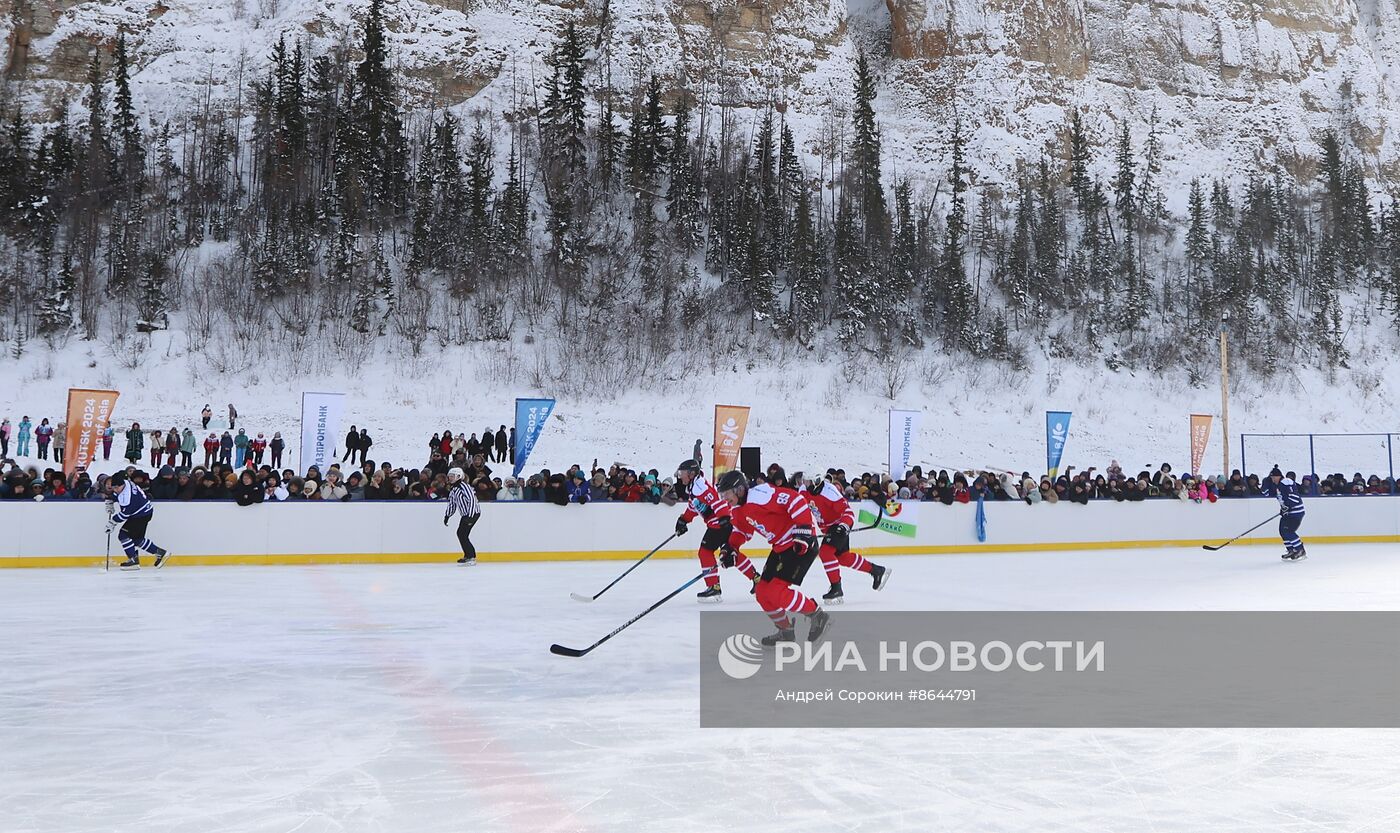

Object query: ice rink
[4,544,1400,833]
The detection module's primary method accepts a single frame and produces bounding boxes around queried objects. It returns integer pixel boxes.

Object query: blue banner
[513,397,556,478]
[1046,410,1072,478]
[975,495,987,543]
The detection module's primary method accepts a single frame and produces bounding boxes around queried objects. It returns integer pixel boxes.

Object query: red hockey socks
[838,551,872,573]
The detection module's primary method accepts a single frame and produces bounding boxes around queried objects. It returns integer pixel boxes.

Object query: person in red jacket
[202,433,219,468]
[799,468,892,604]
[252,433,269,465]
[615,471,645,502]
[674,460,758,602]
[716,469,832,647]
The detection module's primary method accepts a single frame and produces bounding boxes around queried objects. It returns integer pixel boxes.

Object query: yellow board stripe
[4,534,1397,568]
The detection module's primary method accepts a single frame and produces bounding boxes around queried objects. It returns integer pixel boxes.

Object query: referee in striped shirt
[444,467,482,565]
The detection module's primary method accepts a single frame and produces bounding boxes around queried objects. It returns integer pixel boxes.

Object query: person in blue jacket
[1260,465,1307,562]
[567,470,591,504]
[17,416,33,457]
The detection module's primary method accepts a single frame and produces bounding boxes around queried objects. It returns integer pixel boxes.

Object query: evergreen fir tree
[849,53,887,246]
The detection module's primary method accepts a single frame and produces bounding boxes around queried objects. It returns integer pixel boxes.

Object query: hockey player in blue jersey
[1260,465,1306,562]
[106,471,171,570]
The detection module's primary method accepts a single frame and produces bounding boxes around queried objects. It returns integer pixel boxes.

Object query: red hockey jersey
[728,483,816,552]
[808,480,855,531]
[681,472,734,528]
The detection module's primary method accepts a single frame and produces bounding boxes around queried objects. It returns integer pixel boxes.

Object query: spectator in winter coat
[270,432,285,468]
[150,466,179,500]
[508,427,516,465]
[219,431,234,466]
[100,424,114,460]
[0,418,10,458]
[195,471,225,501]
[68,471,95,501]
[228,403,238,429]
[148,430,163,467]
[233,471,264,506]
[180,429,196,467]
[263,474,289,502]
[202,433,218,467]
[234,429,250,468]
[358,428,372,461]
[496,478,523,501]
[589,471,609,501]
[42,472,67,499]
[252,433,268,465]
[201,405,212,429]
[344,472,366,501]
[568,471,591,504]
[496,426,508,464]
[319,470,348,502]
[52,423,66,465]
[614,472,644,502]
[124,423,143,464]
[343,426,360,464]
[17,416,33,457]
[34,419,54,461]
[176,472,197,501]
[482,427,497,462]
[1022,477,1041,504]
[165,428,180,466]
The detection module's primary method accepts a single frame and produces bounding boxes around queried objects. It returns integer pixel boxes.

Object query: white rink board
[2,497,1399,565]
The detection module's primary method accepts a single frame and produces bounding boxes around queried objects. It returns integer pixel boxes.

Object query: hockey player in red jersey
[715,469,832,646]
[798,468,891,604]
[674,460,758,602]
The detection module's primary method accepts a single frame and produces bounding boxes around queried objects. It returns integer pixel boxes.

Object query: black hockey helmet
[716,469,747,494]
[677,459,701,475]
[109,471,127,487]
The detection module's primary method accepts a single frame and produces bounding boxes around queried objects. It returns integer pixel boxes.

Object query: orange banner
[712,405,750,480]
[1189,413,1213,477]
[64,388,120,476]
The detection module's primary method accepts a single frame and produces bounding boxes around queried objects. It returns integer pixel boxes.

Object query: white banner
[300,392,347,473]
[888,409,920,480]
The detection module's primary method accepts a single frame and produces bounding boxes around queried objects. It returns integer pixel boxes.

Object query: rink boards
[2,496,1399,567]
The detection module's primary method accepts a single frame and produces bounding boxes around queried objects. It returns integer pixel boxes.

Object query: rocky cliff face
[2,0,1397,198]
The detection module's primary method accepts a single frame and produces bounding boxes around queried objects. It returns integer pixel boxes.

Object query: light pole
[1219,313,1231,475]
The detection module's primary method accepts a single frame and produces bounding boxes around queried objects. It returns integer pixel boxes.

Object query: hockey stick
[552,571,707,657]
[104,502,113,572]
[851,503,886,533]
[1202,511,1282,551]
[570,532,679,603]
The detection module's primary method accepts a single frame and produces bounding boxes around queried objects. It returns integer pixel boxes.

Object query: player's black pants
[456,515,480,560]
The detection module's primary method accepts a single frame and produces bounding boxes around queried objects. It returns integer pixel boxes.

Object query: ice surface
[4,545,1400,832]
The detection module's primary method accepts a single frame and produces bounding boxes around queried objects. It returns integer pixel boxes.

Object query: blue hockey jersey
[1260,477,1305,516]
[112,481,154,522]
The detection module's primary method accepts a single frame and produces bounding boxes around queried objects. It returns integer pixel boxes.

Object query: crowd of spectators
[3,410,1398,505]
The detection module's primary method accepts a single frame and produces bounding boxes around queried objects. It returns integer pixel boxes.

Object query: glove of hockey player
[105,516,118,533]
[829,523,850,537]
[718,546,737,569]
[674,518,689,536]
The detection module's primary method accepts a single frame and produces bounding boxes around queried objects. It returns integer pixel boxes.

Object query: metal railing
[1240,432,1396,494]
